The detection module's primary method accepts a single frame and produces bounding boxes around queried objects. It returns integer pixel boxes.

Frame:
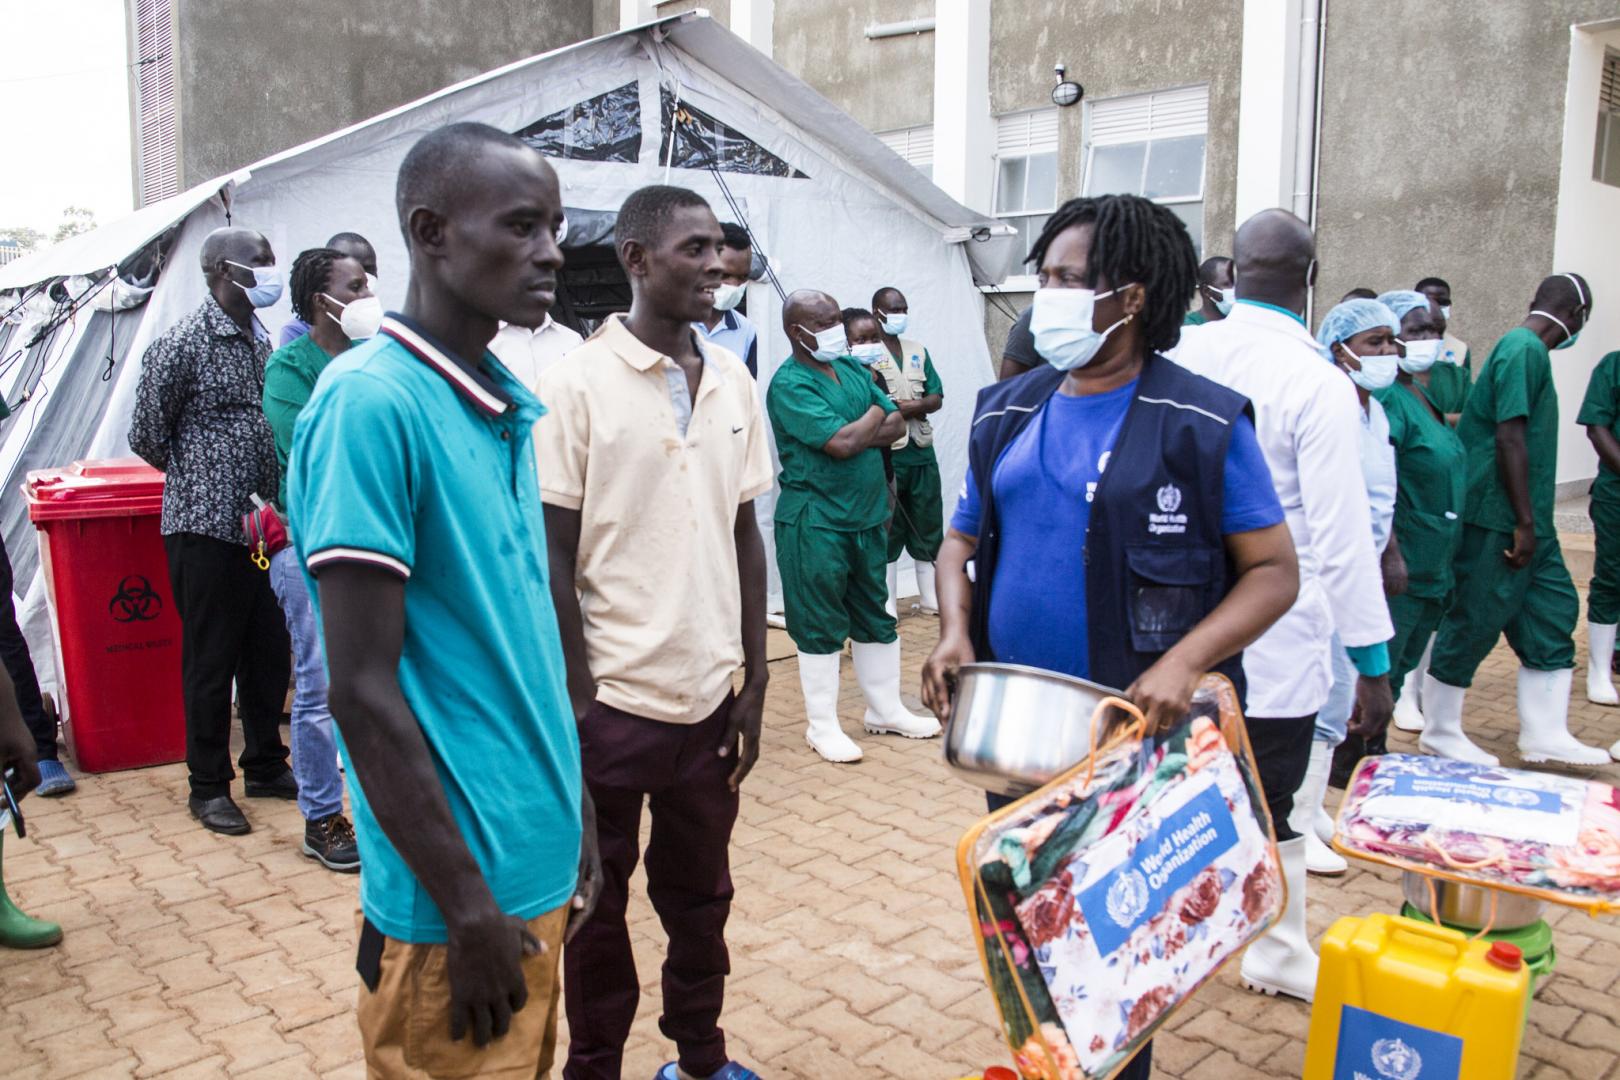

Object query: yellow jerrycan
[1304,912,1529,1080]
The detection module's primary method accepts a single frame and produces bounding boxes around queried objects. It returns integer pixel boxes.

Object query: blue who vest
[964,352,1252,699]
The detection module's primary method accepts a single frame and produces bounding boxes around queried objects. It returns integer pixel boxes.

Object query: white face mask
[878,311,909,336]
[849,342,888,367]
[324,293,384,340]
[1205,285,1234,316]
[796,322,848,363]
[1339,344,1398,391]
[711,282,745,312]
[1440,304,1452,322]
[1397,338,1441,374]
[1031,284,1135,372]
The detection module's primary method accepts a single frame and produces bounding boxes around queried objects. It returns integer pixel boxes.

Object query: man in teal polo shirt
[288,122,599,1076]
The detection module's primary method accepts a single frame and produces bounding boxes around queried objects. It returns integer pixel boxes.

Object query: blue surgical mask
[226,260,283,308]
[849,342,888,367]
[1339,344,1397,391]
[1031,284,1136,372]
[878,311,908,336]
[797,322,848,363]
[1396,338,1440,374]
[1206,285,1234,316]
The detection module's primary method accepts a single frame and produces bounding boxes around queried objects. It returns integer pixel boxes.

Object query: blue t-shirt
[951,379,1283,678]
[288,315,582,943]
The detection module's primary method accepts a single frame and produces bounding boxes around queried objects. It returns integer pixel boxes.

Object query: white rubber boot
[799,651,861,763]
[852,639,940,739]
[1588,623,1619,706]
[1239,837,1318,1002]
[1391,689,1425,733]
[1393,632,1436,732]
[1517,666,1609,766]
[1417,674,1498,766]
[1291,742,1347,876]
[914,562,939,615]
[885,562,899,620]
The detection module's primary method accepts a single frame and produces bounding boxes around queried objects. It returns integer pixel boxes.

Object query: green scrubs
[1429,328,1577,685]
[1183,311,1209,327]
[768,353,900,654]
[1577,351,1620,624]
[1426,349,1473,418]
[1374,381,1466,696]
[886,352,946,562]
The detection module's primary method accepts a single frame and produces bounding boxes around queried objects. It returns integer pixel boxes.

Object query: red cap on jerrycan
[983,1069,1019,1080]
[1486,941,1523,971]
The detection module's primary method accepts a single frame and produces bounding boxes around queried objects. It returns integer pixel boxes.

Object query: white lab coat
[1172,303,1394,718]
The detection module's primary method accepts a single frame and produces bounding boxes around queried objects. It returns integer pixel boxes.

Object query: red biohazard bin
[24,458,185,772]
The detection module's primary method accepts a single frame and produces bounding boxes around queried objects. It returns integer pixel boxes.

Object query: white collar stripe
[380,317,508,416]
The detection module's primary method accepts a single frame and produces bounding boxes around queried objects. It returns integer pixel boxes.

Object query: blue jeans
[1314,632,1355,746]
[269,548,344,821]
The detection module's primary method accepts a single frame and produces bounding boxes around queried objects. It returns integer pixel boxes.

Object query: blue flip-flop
[654,1063,761,1080]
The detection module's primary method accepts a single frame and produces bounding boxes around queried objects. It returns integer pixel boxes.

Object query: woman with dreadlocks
[259,246,380,874]
[922,193,1299,1069]
[921,195,1298,1074]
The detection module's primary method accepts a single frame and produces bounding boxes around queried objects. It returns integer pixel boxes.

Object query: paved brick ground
[4,594,1620,1078]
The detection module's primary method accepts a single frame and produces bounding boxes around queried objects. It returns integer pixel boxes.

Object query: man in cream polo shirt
[536,185,771,1080]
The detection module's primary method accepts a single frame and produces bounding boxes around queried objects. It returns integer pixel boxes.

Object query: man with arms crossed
[288,122,600,1077]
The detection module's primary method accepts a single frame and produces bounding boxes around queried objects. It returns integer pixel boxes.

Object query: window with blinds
[1083,86,1209,252]
[877,126,934,182]
[133,0,178,206]
[993,109,1060,263]
[1594,51,1620,188]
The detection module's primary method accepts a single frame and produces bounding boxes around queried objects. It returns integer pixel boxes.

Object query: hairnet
[1377,290,1434,325]
[1316,298,1401,348]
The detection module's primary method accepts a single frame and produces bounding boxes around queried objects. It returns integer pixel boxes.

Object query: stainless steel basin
[942,662,1126,797]
[1400,872,1547,930]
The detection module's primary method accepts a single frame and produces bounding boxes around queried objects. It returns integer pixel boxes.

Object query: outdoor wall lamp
[1052,64,1083,107]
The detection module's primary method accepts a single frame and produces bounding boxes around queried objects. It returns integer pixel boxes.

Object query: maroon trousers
[563,694,740,1080]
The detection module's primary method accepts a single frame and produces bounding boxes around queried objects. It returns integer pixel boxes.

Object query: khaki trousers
[358,905,569,1079]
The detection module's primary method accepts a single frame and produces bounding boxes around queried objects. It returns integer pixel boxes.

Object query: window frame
[992,108,1061,290]
[1593,50,1620,188]
[1081,85,1210,253]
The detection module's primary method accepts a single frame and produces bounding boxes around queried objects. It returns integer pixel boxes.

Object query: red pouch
[243,494,288,570]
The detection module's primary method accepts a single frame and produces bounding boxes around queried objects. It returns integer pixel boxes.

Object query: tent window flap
[515,83,643,163]
[659,90,807,178]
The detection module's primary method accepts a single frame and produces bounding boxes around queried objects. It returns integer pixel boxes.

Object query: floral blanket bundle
[1336,753,1620,912]
[957,678,1282,1080]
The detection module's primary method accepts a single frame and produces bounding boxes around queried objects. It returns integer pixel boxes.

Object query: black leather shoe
[244,770,299,800]
[189,795,251,835]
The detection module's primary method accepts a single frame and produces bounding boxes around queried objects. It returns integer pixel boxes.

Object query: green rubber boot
[0,832,62,949]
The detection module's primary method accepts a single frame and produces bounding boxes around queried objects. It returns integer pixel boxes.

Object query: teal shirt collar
[1235,298,1307,327]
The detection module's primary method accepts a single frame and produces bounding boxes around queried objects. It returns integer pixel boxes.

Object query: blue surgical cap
[1377,290,1434,325]
[1316,298,1401,348]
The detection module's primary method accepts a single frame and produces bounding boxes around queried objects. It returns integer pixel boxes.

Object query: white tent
[0,11,1015,691]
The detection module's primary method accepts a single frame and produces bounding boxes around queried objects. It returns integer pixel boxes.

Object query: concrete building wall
[1314,1,1619,485]
[772,1,934,132]
[171,0,594,186]
[988,0,1243,256]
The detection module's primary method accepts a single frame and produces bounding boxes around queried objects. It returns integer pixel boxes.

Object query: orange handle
[1080,696,1147,788]
[1423,833,1508,871]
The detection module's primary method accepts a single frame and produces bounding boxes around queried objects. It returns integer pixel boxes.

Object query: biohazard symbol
[109,575,162,623]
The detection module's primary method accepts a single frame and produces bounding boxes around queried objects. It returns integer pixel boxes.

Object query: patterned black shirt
[129,295,279,544]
